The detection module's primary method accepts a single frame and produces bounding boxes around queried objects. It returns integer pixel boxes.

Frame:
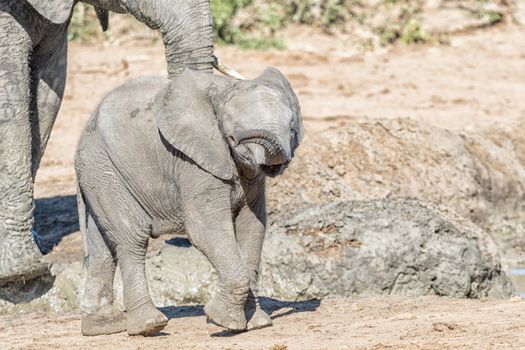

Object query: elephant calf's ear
[156,70,234,181]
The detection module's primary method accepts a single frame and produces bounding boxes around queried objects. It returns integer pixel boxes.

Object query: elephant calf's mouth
[260,161,290,177]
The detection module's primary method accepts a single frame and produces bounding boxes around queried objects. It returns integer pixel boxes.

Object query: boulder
[260,199,514,300]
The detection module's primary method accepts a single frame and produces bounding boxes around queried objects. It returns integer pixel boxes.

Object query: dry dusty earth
[2,22,525,349]
[3,296,525,350]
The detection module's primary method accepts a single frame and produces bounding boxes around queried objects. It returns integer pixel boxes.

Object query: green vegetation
[373,0,430,45]
[472,0,503,25]
[288,0,350,26]
[211,0,287,49]
[400,18,430,44]
[210,0,432,48]
[211,0,253,44]
[210,0,360,49]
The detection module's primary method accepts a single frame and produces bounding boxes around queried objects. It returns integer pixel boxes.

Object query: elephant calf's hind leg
[81,215,126,336]
[118,243,167,336]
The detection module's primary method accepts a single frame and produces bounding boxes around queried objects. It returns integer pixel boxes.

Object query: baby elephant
[75,67,303,336]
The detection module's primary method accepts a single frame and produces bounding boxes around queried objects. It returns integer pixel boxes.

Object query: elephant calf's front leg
[190,223,250,331]
[181,181,250,331]
[236,196,273,330]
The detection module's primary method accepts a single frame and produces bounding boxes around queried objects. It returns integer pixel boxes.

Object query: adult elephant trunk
[120,0,214,77]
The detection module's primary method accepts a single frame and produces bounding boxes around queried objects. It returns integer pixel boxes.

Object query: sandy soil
[2,296,525,350]
[9,22,525,349]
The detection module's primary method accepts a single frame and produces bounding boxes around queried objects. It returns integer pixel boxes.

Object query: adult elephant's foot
[81,305,127,336]
[126,303,168,336]
[0,233,50,284]
[204,295,247,331]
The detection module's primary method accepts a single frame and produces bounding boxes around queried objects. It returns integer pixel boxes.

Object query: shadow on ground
[159,298,321,337]
[260,297,321,320]
[34,195,79,253]
[0,273,56,303]
[159,304,206,319]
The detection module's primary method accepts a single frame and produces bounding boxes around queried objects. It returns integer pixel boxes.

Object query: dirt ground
[4,21,525,349]
[2,296,525,350]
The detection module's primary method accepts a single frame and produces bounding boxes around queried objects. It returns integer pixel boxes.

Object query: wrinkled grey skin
[75,68,303,336]
[0,0,214,283]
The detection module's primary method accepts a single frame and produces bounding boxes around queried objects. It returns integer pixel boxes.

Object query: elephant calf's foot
[81,305,126,336]
[126,303,168,336]
[204,296,247,331]
[247,308,272,330]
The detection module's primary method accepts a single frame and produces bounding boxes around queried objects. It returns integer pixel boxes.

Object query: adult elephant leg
[29,25,69,176]
[235,189,273,330]
[27,24,70,253]
[0,10,48,283]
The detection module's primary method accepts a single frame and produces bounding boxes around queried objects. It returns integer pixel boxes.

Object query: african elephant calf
[75,68,303,336]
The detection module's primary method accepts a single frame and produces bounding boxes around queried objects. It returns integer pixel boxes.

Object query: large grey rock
[0,198,513,314]
[260,199,514,300]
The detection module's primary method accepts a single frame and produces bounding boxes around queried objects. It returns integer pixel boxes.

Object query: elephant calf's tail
[76,183,89,268]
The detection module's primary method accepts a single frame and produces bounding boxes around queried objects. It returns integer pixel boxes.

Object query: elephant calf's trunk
[234,130,283,156]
